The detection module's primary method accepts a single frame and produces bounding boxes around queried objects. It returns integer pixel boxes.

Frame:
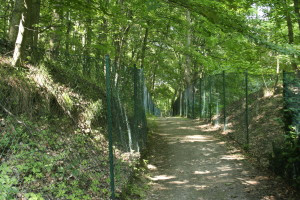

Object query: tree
[11,0,40,66]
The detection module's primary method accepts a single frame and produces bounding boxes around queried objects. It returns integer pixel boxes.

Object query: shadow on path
[146,117,298,200]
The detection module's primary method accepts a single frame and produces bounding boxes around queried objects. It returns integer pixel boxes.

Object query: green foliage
[270,74,300,188]
[0,115,110,199]
[0,164,18,200]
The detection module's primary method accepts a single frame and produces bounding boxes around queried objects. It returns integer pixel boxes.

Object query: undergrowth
[0,56,135,199]
[0,115,112,199]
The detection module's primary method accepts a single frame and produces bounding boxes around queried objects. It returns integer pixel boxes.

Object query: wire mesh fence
[283,72,300,137]
[173,70,300,183]
[0,52,159,199]
[174,71,285,146]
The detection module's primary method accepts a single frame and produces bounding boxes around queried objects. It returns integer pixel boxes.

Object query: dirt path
[145,117,298,200]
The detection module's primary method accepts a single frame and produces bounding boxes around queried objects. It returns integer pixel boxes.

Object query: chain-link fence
[174,71,284,145]
[0,51,158,199]
[173,70,300,185]
[283,72,300,137]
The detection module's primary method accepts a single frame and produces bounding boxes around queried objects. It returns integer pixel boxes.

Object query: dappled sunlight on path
[146,117,296,200]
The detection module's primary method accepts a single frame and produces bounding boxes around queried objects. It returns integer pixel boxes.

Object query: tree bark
[83,0,92,77]
[31,0,41,62]
[12,8,25,66]
[11,0,40,66]
[8,0,24,43]
[50,4,62,58]
[284,0,298,71]
[140,26,149,69]
[294,0,300,31]
[65,10,71,54]
[185,10,192,86]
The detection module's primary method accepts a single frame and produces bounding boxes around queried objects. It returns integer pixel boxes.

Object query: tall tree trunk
[284,0,298,71]
[152,65,157,91]
[185,10,192,86]
[65,10,71,54]
[2,1,12,39]
[140,26,149,69]
[11,0,40,66]
[12,6,25,66]
[294,0,300,31]
[50,4,62,58]
[83,0,92,77]
[293,0,300,72]
[9,0,24,44]
[31,0,40,62]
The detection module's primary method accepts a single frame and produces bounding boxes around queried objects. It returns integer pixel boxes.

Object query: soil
[145,117,299,200]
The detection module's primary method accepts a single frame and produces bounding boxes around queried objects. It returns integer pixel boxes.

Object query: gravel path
[146,117,298,200]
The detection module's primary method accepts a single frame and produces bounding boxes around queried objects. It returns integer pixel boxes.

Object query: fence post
[245,71,249,148]
[180,92,183,116]
[199,78,202,119]
[222,71,226,130]
[133,64,139,150]
[209,77,212,123]
[105,55,115,199]
[192,86,195,118]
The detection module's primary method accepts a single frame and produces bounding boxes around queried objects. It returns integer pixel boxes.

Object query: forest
[0,0,299,199]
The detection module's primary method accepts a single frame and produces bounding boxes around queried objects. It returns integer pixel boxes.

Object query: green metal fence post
[105,55,115,199]
[222,71,226,130]
[133,64,138,150]
[209,77,212,123]
[199,78,202,119]
[140,69,147,147]
[192,86,195,119]
[245,71,249,148]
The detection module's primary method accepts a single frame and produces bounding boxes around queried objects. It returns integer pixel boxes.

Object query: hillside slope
[0,56,135,199]
[221,89,285,168]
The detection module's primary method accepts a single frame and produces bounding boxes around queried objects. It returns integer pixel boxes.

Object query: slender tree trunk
[11,0,40,66]
[294,0,300,31]
[140,26,149,68]
[12,8,26,66]
[50,5,62,58]
[284,0,298,71]
[152,65,157,91]
[65,10,71,54]
[83,0,92,77]
[31,0,40,62]
[2,1,12,39]
[293,0,300,72]
[9,0,24,44]
[185,10,192,86]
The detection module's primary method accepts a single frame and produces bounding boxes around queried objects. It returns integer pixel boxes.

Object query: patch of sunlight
[221,154,245,160]
[262,195,276,200]
[147,164,157,170]
[198,124,211,129]
[218,173,229,177]
[168,135,216,144]
[150,175,176,181]
[245,180,260,185]
[217,141,226,145]
[217,165,232,172]
[194,185,209,190]
[160,133,172,136]
[182,135,215,142]
[194,170,211,175]
[238,178,260,185]
[168,180,189,184]
[198,124,220,132]
[177,126,198,131]
[264,89,274,97]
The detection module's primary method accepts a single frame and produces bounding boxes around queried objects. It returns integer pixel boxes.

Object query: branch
[0,103,37,133]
